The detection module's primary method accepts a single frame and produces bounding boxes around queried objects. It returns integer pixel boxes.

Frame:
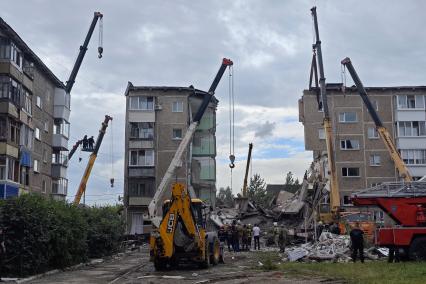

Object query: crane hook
[229,154,235,169]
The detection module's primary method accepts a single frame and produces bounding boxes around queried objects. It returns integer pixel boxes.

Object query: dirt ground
[30,247,340,284]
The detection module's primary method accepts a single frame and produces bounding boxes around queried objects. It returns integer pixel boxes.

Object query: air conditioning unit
[154,104,162,110]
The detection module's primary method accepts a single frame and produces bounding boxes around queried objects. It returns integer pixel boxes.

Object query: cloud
[254,121,276,138]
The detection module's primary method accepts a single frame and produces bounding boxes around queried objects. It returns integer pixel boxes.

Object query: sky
[2,0,426,205]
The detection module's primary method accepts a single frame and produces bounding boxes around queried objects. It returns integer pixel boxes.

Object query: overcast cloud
[2,0,426,204]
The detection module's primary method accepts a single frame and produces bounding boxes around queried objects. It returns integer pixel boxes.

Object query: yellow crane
[73,115,113,205]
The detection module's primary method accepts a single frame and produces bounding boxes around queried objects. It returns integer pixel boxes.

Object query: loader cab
[162,198,207,229]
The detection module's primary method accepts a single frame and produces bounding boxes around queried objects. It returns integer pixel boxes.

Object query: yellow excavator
[149,58,233,270]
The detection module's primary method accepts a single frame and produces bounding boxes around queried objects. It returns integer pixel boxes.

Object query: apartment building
[299,84,426,208]
[0,17,69,200]
[123,83,217,234]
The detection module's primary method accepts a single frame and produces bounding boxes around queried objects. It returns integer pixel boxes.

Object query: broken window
[340,139,359,150]
[172,128,182,140]
[342,167,359,177]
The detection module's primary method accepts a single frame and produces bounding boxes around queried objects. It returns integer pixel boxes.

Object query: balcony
[128,167,155,177]
[129,140,154,149]
[52,164,67,178]
[53,88,70,121]
[52,178,68,196]
[52,134,68,150]
[129,196,152,206]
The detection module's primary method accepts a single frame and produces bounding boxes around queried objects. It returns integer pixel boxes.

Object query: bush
[0,194,125,277]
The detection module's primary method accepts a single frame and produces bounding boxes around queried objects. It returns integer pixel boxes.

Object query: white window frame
[401,149,426,165]
[339,112,357,123]
[340,139,360,150]
[318,128,325,140]
[35,127,40,140]
[368,127,379,139]
[342,167,360,177]
[172,101,184,112]
[172,128,183,140]
[369,154,381,166]
[36,95,42,108]
[129,96,154,111]
[34,159,39,173]
[129,149,155,167]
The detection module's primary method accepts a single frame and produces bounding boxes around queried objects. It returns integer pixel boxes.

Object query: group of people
[82,135,95,151]
[266,223,289,253]
[218,221,261,252]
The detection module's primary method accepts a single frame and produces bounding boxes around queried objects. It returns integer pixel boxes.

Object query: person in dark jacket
[350,222,364,263]
[88,136,95,150]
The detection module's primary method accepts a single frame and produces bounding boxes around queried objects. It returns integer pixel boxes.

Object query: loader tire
[210,236,220,265]
[409,236,426,261]
[200,240,211,268]
[154,258,167,271]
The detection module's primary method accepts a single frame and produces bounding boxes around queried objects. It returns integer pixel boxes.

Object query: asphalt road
[31,247,337,284]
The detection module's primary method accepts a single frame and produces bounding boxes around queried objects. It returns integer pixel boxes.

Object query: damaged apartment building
[0,18,70,199]
[123,83,217,234]
[299,83,426,218]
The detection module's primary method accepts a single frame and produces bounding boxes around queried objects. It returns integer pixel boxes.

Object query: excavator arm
[341,57,412,182]
[149,58,233,227]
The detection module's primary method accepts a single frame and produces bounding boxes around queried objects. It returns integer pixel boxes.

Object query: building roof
[307,83,426,93]
[0,17,65,88]
[124,82,219,103]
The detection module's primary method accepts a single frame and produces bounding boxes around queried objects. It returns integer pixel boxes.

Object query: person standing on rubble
[253,224,261,250]
[225,225,232,252]
[218,226,227,245]
[241,224,248,251]
[231,222,240,252]
[278,226,288,253]
[247,224,253,250]
[350,222,365,263]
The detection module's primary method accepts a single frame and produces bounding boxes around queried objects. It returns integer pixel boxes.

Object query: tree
[216,186,234,207]
[283,171,301,193]
[248,173,268,206]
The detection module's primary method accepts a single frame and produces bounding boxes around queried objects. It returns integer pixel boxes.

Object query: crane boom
[341,57,412,182]
[149,58,233,227]
[242,143,253,197]
[65,12,103,94]
[311,6,340,214]
[73,115,112,205]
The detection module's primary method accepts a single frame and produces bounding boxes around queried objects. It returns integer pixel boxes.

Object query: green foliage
[283,171,302,193]
[216,186,234,207]
[248,173,268,206]
[0,194,125,277]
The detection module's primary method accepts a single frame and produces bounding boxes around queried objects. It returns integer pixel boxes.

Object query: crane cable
[98,16,103,58]
[228,64,236,191]
[110,119,115,187]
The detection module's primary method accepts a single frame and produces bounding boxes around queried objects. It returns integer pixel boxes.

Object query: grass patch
[280,261,426,284]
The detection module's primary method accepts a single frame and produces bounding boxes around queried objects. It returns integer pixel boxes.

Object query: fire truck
[351,181,426,260]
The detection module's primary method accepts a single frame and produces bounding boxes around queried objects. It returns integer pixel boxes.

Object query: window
[130,122,154,139]
[128,181,155,197]
[0,117,6,140]
[36,96,42,108]
[129,150,154,166]
[52,152,68,165]
[20,125,33,149]
[398,121,426,137]
[342,167,360,177]
[21,89,32,115]
[7,158,19,182]
[172,128,182,139]
[129,96,154,110]
[339,112,357,123]
[43,148,47,163]
[9,120,20,144]
[0,76,21,105]
[401,149,426,165]
[0,157,5,180]
[397,95,425,109]
[368,127,379,139]
[340,139,360,150]
[371,182,381,187]
[20,166,29,186]
[53,121,70,138]
[52,178,68,195]
[172,101,183,112]
[35,127,40,140]
[44,121,49,132]
[34,159,39,173]
[343,195,351,205]
[318,128,325,140]
[370,154,381,166]
[0,37,11,59]
[42,180,46,193]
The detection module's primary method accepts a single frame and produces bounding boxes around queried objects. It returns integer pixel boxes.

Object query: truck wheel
[409,237,426,261]
[200,240,211,268]
[210,236,220,265]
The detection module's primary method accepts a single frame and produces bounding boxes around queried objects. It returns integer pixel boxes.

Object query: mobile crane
[73,115,112,205]
[310,7,341,218]
[341,57,412,181]
[351,182,426,260]
[149,59,233,270]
